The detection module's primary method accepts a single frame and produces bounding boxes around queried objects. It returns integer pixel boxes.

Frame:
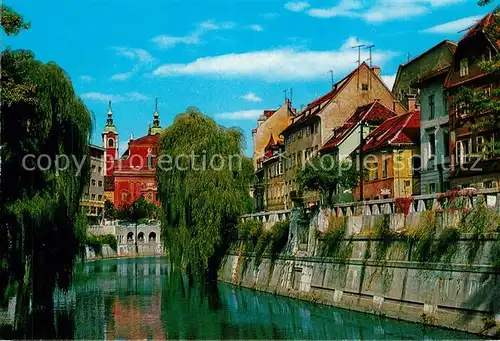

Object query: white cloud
[113,47,156,66]
[80,92,150,102]
[420,15,483,34]
[214,109,264,120]
[241,92,262,102]
[152,38,396,81]
[111,47,156,80]
[340,36,372,50]
[80,75,95,82]
[249,24,264,32]
[302,0,459,22]
[285,1,310,12]
[307,0,362,18]
[110,71,135,81]
[152,20,236,49]
[362,2,429,23]
[381,74,397,90]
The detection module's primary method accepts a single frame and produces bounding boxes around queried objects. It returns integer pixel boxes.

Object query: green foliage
[117,197,156,223]
[407,211,437,262]
[269,220,290,258]
[104,199,116,220]
[1,41,92,307]
[461,198,500,263]
[1,5,30,36]
[373,215,396,261]
[452,6,500,154]
[237,220,263,242]
[490,237,500,272]
[86,234,117,255]
[254,231,271,268]
[318,216,347,257]
[157,108,254,279]
[297,156,359,206]
[433,227,460,263]
[242,220,290,268]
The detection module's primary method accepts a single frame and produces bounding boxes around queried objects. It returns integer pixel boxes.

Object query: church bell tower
[102,101,118,176]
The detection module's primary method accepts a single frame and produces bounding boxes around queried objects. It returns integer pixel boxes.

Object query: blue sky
[4,0,496,155]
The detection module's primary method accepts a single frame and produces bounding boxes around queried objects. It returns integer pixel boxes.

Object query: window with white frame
[460,58,469,77]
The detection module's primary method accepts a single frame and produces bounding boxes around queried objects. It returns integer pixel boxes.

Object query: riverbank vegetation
[157,108,254,280]
[1,4,92,333]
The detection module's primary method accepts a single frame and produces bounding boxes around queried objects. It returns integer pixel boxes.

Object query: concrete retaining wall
[220,208,500,337]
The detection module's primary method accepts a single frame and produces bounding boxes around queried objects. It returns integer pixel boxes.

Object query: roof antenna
[289,88,293,106]
[352,44,366,67]
[282,89,288,104]
[364,44,375,68]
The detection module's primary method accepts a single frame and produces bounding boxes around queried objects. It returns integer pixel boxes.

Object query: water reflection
[0,257,480,340]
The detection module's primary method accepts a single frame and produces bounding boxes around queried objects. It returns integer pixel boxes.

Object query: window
[108,138,114,147]
[98,166,102,173]
[429,183,436,194]
[460,58,468,77]
[91,179,96,186]
[91,194,96,200]
[456,139,472,164]
[382,159,389,178]
[361,83,369,91]
[98,180,103,187]
[91,164,96,172]
[412,155,421,175]
[98,194,102,201]
[369,161,378,181]
[429,94,435,119]
[476,136,489,159]
[147,152,153,169]
[428,133,436,157]
[443,129,450,156]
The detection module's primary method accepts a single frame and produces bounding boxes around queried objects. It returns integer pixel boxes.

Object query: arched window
[147,148,153,169]
[138,232,145,242]
[108,138,114,148]
[127,232,134,241]
[149,232,156,242]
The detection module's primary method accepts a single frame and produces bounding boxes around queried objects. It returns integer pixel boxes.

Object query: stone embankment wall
[219,207,500,337]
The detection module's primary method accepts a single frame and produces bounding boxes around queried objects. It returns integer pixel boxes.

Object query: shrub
[432,227,460,263]
[320,216,347,257]
[373,215,396,261]
[407,211,436,262]
[86,234,117,256]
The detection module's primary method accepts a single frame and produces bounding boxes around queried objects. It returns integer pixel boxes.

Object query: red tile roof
[320,101,397,152]
[361,110,420,152]
[460,13,499,48]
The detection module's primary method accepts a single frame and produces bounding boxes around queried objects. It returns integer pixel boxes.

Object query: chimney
[393,100,398,112]
[408,96,416,112]
[372,66,381,77]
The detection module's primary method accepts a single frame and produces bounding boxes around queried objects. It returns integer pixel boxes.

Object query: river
[0,257,479,339]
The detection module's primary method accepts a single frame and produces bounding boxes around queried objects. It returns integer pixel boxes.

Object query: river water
[1,257,479,339]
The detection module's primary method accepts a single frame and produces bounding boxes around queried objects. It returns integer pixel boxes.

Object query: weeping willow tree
[1,6,92,333]
[157,107,254,280]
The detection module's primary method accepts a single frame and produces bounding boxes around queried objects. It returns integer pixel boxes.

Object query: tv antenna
[352,44,366,67]
[364,44,375,67]
[282,89,288,103]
